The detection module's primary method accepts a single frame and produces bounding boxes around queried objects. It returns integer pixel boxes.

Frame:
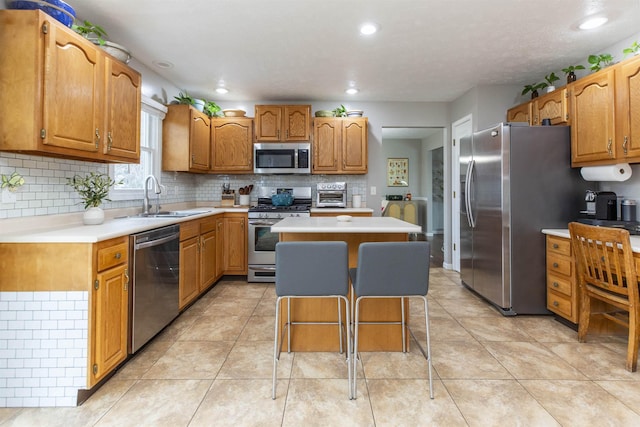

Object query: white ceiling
[61,0,640,103]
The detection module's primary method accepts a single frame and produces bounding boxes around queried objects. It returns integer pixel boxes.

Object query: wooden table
[272,216,422,352]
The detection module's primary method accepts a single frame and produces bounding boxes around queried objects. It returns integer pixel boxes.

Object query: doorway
[381,127,445,266]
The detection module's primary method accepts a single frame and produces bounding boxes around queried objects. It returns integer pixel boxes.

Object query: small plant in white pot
[72,20,131,63]
[544,72,560,93]
[67,172,120,225]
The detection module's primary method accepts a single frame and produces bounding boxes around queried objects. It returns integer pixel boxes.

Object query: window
[109,96,167,200]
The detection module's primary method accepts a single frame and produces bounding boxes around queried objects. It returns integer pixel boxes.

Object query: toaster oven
[316,182,347,208]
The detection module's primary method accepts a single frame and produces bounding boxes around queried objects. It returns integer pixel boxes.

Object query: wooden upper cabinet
[103,58,141,161]
[313,117,368,174]
[506,101,531,125]
[211,118,254,173]
[284,105,312,140]
[616,55,640,161]
[533,88,569,126]
[0,10,141,163]
[570,69,617,166]
[163,104,211,172]
[255,105,311,141]
[313,118,340,172]
[342,118,368,173]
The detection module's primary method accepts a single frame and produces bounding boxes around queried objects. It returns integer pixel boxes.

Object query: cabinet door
[211,118,253,172]
[224,215,247,274]
[570,69,616,166]
[92,264,128,385]
[255,105,282,141]
[215,218,225,279]
[43,21,103,154]
[533,88,568,126]
[342,118,368,173]
[506,102,531,125]
[617,56,640,160]
[190,109,211,170]
[179,236,199,309]
[200,230,217,292]
[104,58,141,161]
[313,118,340,173]
[283,105,311,140]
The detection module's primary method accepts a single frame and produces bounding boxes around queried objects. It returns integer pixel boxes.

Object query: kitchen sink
[118,210,213,219]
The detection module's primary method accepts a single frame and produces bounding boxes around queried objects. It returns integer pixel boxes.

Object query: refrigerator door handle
[466,159,476,228]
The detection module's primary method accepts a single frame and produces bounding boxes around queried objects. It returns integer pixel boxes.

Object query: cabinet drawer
[547,289,572,318]
[547,236,571,256]
[200,216,218,234]
[180,220,200,241]
[547,272,572,297]
[97,239,128,272]
[547,254,572,277]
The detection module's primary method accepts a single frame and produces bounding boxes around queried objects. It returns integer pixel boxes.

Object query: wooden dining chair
[568,221,640,372]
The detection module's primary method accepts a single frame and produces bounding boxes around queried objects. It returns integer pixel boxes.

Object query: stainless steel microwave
[253,142,311,174]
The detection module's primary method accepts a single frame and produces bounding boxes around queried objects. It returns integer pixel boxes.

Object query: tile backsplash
[0,152,367,220]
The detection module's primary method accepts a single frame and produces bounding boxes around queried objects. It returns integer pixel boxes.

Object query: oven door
[248,217,280,282]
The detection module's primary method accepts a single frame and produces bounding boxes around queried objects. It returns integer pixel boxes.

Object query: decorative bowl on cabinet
[8,0,76,27]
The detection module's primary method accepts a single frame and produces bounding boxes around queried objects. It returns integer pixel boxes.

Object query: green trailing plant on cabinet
[588,54,614,72]
[521,82,547,98]
[72,20,108,45]
[623,41,640,57]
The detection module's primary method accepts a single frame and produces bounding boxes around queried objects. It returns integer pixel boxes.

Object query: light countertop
[271,216,421,233]
[542,228,640,253]
[0,207,248,244]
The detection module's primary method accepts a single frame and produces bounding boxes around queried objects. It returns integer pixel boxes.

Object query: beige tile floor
[3,269,640,426]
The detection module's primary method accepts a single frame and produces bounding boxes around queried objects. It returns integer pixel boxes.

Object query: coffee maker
[584,190,617,220]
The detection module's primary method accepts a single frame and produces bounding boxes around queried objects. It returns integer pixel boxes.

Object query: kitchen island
[272,216,421,352]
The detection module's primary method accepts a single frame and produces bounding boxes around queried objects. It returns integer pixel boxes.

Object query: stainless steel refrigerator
[460,123,588,315]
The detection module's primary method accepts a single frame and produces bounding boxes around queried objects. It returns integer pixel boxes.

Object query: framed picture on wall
[387,158,409,186]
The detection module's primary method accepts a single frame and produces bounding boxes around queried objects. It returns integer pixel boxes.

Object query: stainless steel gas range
[247,187,311,282]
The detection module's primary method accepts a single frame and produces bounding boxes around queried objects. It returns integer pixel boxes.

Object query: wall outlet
[370,186,376,195]
[2,188,17,203]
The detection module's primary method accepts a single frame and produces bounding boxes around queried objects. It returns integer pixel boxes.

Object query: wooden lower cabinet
[223,213,247,274]
[546,235,577,323]
[546,234,640,333]
[311,211,372,217]
[178,215,223,310]
[91,236,129,386]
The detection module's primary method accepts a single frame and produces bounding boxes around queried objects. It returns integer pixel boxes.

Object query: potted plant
[544,72,560,93]
[333,104,347,117]
[561,65,585,83]
[203,100,222,118]
[623,41,640,57]
[588,53,614,72]
[72,20,131,63]
[173,91,195,106]
[66,172,120,225]
[521,83,547,99]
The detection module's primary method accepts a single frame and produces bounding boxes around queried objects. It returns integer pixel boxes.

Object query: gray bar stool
[272,241,352,399]
[350,241,433,399]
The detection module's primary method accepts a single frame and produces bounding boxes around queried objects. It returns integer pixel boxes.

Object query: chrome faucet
[143,175,162,214]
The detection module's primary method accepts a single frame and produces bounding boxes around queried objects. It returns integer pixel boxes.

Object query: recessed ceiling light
[345,88,359,95]
[578,16,608,30]
[359,22,379,35]
[152,60,173,69]
[216,87,229,94]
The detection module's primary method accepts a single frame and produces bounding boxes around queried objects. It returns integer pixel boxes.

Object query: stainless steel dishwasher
[129,224,180,353]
